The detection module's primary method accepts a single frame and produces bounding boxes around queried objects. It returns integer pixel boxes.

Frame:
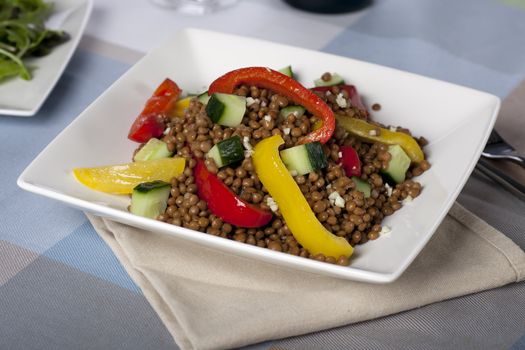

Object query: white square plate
[17,29,500,283]
[0,0,93,117]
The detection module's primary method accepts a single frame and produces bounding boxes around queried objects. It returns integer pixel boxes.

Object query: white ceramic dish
[17,28,500,283]
[0,0,93,117]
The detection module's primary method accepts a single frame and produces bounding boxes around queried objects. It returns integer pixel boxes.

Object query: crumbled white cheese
[379,225,392,237]
[325,91,332,96]
[283,127,291,135]
[368,129,379,136]
[335,93,347,108]
[326,184,332,189]
[335,196,345,208]
[264,115,272,122]
[246,97,259,107]
[328,191,345,208]
[261,101,267,107]
[389,126,397,132]
[402,195,413,205]
[243,136,253,157]
[163,127,171,135]
[385,183,393,197]
[338,151,342,159]
[266,196,279,212]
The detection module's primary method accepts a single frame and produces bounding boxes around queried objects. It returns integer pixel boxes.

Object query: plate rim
[17,27,501,283]
[0,0,94,117]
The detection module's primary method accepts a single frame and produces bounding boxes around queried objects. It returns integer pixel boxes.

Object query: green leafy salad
[0,0,69,82]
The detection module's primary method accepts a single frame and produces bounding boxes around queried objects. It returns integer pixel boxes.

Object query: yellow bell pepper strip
[253,135,353,258]
[171,96,192,117]
[73,157,185,194]
[335,114,425,163]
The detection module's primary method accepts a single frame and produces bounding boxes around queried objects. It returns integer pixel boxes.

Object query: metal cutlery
[475,157,525,201]
[475,129,525,201]
[481,130,525,167]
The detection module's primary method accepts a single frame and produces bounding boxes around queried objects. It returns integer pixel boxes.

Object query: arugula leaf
[29,29,69,56]
[0,46,30,79]
[6,25,31,56]
[0,58,22,80]
[0,0,68,82]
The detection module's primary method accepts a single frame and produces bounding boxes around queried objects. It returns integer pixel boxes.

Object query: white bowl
[17,28,500,283]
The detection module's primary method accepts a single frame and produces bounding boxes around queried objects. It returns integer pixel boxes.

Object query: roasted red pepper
[311,84,368,114]
[128,78,182,143]
[194,159,273,228]
[338,145,361,177]
[208,67,335,144]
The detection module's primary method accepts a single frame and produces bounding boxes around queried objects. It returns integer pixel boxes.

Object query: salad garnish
[73,66,431,266]
[0,0,70,81]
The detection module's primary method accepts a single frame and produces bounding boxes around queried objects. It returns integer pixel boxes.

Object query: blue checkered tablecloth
[1,0,525,348]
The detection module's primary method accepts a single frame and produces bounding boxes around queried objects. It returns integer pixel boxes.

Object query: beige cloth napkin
[87,203,525,350]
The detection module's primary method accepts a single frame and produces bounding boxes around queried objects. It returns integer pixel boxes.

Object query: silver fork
[476,129,525,201]
[481,130,525,167]
[475,158,525,201]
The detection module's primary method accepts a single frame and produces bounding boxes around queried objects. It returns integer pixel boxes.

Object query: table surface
[1,0,525,349]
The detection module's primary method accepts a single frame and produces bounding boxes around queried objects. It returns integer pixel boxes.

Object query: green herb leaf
[0,57,22,80]
[0,47,30,79]
[0,0,68,82]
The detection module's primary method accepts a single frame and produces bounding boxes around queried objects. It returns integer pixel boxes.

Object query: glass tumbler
[150,0,239,15]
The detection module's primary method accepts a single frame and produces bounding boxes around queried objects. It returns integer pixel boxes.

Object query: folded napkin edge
[449,203,525,282]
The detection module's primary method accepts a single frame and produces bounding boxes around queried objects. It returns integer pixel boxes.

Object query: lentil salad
[73,67,430,266]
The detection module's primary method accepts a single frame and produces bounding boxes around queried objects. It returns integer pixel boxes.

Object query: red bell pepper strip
[338,145,361,177]
[208,67,335,144]
[311,84,368,114]
[128,78,182,143]
[194,159,273,228]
